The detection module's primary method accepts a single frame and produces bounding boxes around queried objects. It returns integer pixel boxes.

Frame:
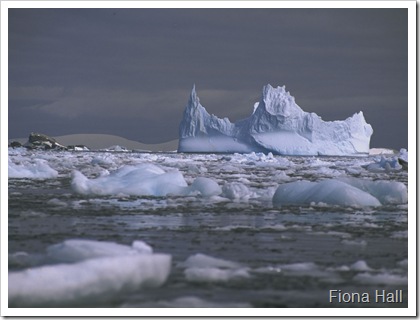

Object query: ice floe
[9,239,171,307]
[71,163,222,197]
[273,178,407,207]
[8,158,58,179]
[181,253,250,282]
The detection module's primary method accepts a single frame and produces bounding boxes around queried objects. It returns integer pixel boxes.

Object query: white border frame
[1,1,416,317]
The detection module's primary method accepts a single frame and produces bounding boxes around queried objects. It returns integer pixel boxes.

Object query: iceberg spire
[189,84,199,107]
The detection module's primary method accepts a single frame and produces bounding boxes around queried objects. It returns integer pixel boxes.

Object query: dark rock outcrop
[9,141,23,148]
[24,132,67,150]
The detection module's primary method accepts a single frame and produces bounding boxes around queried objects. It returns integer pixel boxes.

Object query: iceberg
[178,84,373,156]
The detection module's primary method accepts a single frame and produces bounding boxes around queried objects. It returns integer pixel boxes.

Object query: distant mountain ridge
[9,134,179,152]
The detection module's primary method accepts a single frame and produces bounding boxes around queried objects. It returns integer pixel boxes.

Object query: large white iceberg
[178,84,373,156]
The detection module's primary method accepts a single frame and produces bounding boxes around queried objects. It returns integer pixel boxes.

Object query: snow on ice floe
[9,239,171,307]
[273,178,407,207]
[178,84,373,156]
[71,163,222,197]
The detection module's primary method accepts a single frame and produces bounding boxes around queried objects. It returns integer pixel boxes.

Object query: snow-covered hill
[9,134,179,152]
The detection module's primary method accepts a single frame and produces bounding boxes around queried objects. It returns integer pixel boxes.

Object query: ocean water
[8,148,408,308]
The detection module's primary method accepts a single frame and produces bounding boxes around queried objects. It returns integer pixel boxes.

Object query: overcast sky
[8,8,408,149]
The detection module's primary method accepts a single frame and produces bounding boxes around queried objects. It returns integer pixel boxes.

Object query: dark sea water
[8,149,408,309]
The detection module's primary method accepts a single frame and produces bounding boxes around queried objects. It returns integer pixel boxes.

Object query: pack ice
[178,84,373,156]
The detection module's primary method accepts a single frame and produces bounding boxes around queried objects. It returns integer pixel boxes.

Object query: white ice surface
[181,253,249,283]
[398,148,408,161]
[353,272,407,285]
[337,177,407,205]
[8,158,58,179]
[9,254,171,307]
[9,239,171,307]
[273,178,407,207]
[46,239,153,263]
[71,163,221,197]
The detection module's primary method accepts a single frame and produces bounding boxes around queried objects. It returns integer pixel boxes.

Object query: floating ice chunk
[71,163,221,197]
[8,158,58,179]
[397,259,408,269]
[182,253,249,283]
[278,262,336,280]
[221,182,252,200]
[353,272,407,285]
[273,177,407,207]
[391,230,408,239]
[182,253,241,269]
[365,156,402,172]
[341,239,367,246]
[338,177,407,205]
[185,267,249,282]
[273,179,381,207]
[350,260,372,272]
[9,239,169,307]
[398,148,408,162]
[46,239,153,263]
[8,251,43,269]
[365,149,408,172]
[9,253,171,307]
[280,262,318,272]
[189,177,222,197]
[132,240,154,254]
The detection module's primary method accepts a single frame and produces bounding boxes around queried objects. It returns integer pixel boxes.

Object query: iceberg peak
[188,84,200,108]
[178,84,373,156]
[256,84,304,118]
